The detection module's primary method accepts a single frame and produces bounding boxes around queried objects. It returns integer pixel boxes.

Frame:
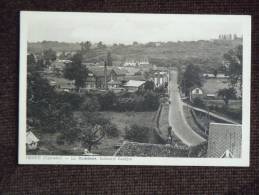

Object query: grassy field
[99,111,156,132]
[205,100,242,110]
[30,111,157,156]
[92,111,157,155]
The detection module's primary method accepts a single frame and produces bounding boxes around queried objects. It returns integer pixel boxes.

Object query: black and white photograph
[19,11,251,166]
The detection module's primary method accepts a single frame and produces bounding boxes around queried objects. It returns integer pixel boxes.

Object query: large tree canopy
[27,68,77,133]
[181,64,203,96]
[223,45,242,96]
[64,52,88,91]
[43,49,56,65]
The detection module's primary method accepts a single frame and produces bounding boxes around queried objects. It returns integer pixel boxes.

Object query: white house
[26,131,39,150]
[151,71,168,87]
[190,87,204,101]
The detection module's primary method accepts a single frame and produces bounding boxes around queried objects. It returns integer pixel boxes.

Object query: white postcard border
[19,12,251,166]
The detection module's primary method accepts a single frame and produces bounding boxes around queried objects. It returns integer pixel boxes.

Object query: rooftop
[114,141,189,157]
[124,80,146,88]
[207,123,242,158]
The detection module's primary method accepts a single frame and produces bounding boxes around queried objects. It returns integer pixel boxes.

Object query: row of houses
[45,63,168,93]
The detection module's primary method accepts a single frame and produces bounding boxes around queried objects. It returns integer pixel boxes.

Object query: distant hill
[28,41,81,53]
[28,39,242,70]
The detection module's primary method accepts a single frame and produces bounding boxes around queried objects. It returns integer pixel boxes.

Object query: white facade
[26,131,39,150]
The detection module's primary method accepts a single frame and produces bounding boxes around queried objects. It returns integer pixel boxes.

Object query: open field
[29,111,157,156]
[205,100,242,110]
[92,111,157,155]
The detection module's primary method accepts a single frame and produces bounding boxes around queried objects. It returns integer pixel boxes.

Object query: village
[26,35,243,158]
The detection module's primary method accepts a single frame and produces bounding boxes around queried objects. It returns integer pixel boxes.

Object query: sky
[22,12,245,44]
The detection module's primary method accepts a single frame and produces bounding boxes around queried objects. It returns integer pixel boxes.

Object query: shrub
[104,123,119,138]
[124,125,151,143]
[81,96,100,112]
[56,134,65,145]
[193,97,206,108]
[143,91,160,111]
[98,91,116,110]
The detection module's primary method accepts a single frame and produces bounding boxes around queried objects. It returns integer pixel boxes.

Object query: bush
[98,91,116,110]
[104,123,119,138]
[83,112,119,138]
[124,125,151,143]
[193,97,206,108]
[56,134,65,145]
[143,91,160,111]
[81,96,100,112]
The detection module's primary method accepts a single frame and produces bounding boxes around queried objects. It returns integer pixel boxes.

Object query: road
[168,70,205,146]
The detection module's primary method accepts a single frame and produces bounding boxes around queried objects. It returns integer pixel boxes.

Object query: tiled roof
[207,123,242,158]
[114,141,189,157]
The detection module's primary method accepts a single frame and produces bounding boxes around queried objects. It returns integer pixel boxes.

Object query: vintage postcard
[19,11,251,166]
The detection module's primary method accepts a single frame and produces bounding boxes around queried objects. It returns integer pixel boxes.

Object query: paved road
[168,70,205,146]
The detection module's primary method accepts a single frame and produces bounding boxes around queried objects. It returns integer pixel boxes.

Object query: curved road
[168,70,205,146]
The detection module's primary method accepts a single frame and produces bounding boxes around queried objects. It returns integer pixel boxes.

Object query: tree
[213,69,218,77]
[78,112,119,151]
[125,125,151,143]
[43,49,56,66]
[81,96,100,112]
[80,41,91,53]
[181,64,203,96]
[133,41,138,45]
[98,91,116,110]
[217,87,237,106]
[97,41,106,49]
[193,97,206,108]
[64,52,88,91]
[144,80,155,91]
[27,68,76,134]
[223,45,242,96]
[27,54,36,66]
[143,91,159,111]
[79,124,105,152]
[106,51,112,66]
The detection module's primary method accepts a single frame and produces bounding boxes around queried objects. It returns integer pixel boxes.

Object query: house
[190,87,204,101]
[203,73,229,79]
[50,59,72,76]
[26,131,39,150]
[47,77,76,92]
[84,72,97,89]
[151,71,168,87]
[123,57,149,67]
[123,80,146,92]
[87,66,127,89]
[207,123,242,158]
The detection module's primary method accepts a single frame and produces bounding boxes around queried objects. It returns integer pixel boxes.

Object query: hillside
[28,39,242,70]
